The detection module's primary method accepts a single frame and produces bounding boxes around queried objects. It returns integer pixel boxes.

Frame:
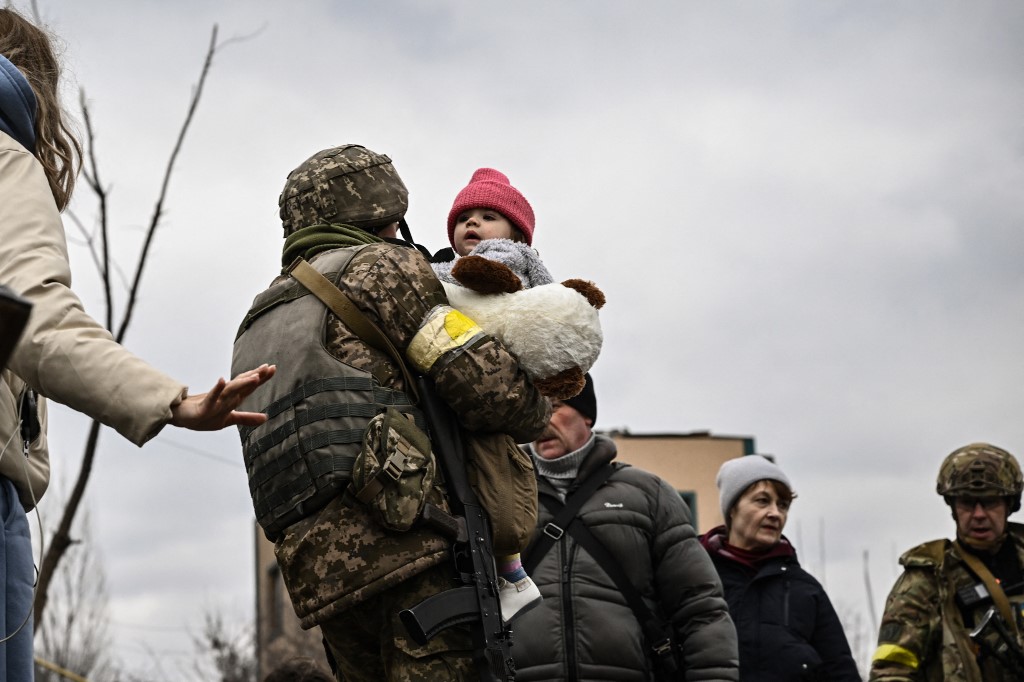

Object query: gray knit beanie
[716,455,793,521]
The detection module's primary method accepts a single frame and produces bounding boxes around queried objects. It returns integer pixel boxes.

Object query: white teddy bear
[434,239,605,400]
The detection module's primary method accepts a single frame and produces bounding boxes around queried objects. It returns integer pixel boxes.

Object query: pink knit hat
[447,168,535,247]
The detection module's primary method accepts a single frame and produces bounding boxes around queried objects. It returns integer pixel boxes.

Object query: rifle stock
[399,375,516,682]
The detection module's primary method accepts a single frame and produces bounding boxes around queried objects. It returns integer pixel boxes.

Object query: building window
[679,490,697,529]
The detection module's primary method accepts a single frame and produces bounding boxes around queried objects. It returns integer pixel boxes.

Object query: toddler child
[433,168,554,622]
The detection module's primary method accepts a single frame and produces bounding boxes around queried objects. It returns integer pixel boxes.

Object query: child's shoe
[497,575,542,624]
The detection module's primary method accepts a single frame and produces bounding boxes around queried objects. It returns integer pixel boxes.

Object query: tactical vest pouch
[351,407,438,532]
[465,433,538,553]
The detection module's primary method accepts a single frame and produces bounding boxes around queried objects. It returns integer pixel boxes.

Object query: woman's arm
[1,141,271,444]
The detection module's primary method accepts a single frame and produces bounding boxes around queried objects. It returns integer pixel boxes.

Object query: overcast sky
[18,0,1024,677]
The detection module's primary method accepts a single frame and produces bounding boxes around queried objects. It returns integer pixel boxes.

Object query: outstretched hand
[170,364,276,431]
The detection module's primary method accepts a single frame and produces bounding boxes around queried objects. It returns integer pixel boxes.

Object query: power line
[158,437,239,467]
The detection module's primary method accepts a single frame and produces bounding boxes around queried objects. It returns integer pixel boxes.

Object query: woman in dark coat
[700,456,861,681]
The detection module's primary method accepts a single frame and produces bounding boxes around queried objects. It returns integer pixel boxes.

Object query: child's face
[453,208,516,256]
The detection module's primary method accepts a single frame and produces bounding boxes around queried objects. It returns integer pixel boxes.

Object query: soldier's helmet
[279,144,408,236]
[936,443,1023,512]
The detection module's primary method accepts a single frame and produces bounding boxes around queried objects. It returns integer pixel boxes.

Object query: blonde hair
[0,8,80,210]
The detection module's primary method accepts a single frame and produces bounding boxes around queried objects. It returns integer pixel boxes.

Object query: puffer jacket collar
[566,434,618,490]
[0,54,36,152]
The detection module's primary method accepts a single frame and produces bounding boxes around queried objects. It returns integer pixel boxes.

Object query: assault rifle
[0,285,31,373]
[969,606,1024,677]
[959,577,1024,676]
[400,375,515,682]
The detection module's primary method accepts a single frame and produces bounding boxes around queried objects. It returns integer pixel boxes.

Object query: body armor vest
[232,246,424,541]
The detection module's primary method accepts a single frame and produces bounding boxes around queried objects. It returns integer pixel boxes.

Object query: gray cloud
[24,0,1024,674]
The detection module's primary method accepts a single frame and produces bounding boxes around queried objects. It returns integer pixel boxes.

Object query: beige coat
[0,131,187,509]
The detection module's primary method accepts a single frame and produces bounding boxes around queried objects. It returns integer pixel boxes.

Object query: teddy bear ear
[534,367,586,400]
[452,255,523,294]
[561,279,606,310]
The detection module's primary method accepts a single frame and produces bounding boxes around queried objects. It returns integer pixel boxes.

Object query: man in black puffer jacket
[516,374,739,681]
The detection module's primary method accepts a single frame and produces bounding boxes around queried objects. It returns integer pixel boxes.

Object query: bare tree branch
[863,549,878,634]
[217,23,267,51]
[116,24,218,342]
[66,208,133,294]
[63,209,104,276]
[33,24,223,630]
[34,421,98,625]
[78,89,113,330]
[35,507,116,682]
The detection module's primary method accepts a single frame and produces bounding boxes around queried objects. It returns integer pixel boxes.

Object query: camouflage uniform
[235,146,551,681]
[870,527,1024,681]
[268,242,549,621]
[318,560,477,681]
[871,444,1024,681]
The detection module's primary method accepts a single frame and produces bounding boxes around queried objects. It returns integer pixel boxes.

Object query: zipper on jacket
[561,537,578,680]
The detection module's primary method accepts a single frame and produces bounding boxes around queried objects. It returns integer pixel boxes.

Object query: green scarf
[281,223,382,268]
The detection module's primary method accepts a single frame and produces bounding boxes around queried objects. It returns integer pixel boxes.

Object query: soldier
[232,144,550,681]
[870,443,1024,681]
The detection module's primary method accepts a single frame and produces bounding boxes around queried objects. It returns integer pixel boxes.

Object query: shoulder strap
[287,257,419,403]
[955,540,1021,639]
[564,514,677,668]
[523,464,615,574]
[525,464,677,672]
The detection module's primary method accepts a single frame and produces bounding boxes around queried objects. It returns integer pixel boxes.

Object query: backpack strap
[955,540,1021,639]
[523,464,615,574]
[287,257,419,403]
[563,514,679,674]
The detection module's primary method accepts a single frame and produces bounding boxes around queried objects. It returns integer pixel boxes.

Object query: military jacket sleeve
[333,243,549,443]
[870,567,942,681]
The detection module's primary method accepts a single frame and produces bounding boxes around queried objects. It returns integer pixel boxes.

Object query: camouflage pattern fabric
[279,145,409,236]
[870,523,1024,681]
[268,242,550,628]
[936,443,1023,502]
[351,407,440,533]
[318,561,477,682]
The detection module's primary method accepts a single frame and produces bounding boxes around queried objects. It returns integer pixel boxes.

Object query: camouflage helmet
[278,144,408,236]
[936,443,1023,512]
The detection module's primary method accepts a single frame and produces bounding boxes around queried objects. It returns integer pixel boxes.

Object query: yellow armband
[872,643,919,669]
[406,305,484,374]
